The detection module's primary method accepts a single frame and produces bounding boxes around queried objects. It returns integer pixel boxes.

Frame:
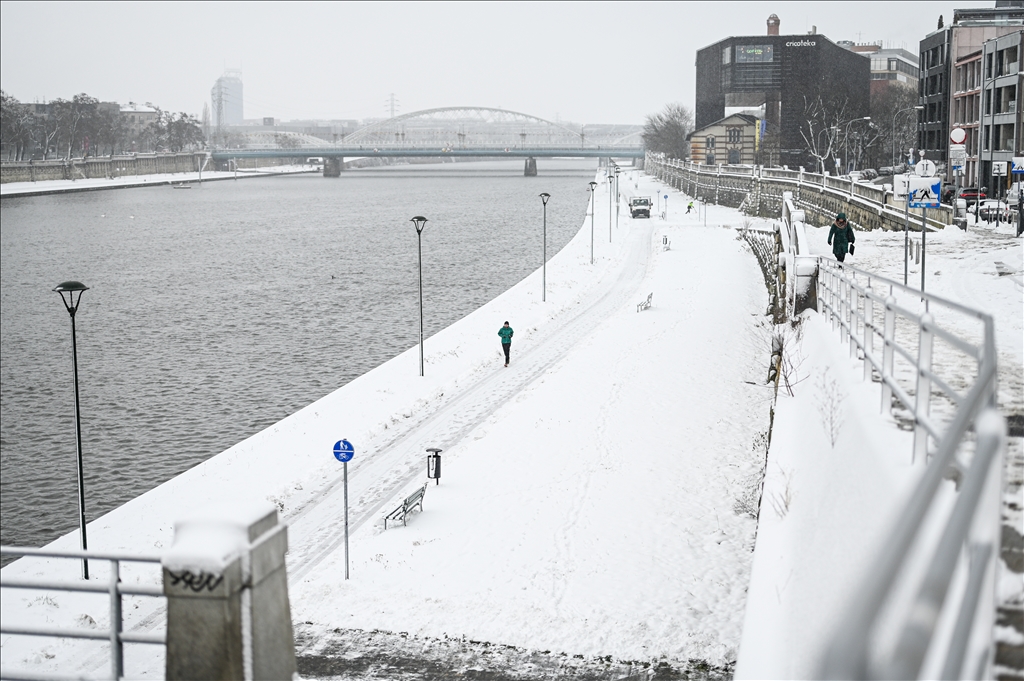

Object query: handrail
[807,244,1003,678]
[0,546,166,681]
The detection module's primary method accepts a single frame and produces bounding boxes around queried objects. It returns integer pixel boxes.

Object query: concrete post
[162,502,296,681]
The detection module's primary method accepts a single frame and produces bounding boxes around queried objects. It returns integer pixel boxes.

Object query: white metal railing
[772,193,1006,679]
[814,259,1004,680]
[0,546,165,681]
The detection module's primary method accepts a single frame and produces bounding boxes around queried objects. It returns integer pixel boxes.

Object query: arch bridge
[211,107,644,176]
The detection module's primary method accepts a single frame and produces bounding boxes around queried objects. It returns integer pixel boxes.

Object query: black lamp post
[539,193,550,302]
[588,181,598,264]
[53,280,90,579]
[410,216,428,377]
[608,173,614,242]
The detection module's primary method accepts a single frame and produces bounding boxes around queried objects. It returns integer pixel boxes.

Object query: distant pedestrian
[686,201,694,214]
[498,321,513,367]
[828,212,856,263]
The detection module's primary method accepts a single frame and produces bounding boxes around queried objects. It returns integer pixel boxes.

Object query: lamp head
[588,181,598,190]
[53,281,89,316]
[539,192,550,205]
[410,216,428,233]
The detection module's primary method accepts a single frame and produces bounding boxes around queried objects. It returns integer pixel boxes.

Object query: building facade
[687,114,759,166]
[695,14,870,169]
[980,30,1023,194]
[918,3,1024,179]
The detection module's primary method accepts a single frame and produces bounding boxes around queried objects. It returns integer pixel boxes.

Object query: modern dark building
[695,14,870,169]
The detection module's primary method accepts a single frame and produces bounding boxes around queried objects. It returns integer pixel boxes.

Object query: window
[727,127,741,143]
[728,149,741,164]
[706,135,716,149]
[735,44,774,63]
[706,153,716,165]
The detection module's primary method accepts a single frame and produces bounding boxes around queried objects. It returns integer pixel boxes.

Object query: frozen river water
[0,159,597,553]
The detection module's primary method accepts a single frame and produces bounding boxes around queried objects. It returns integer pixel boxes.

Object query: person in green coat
[498,321,513,367]
[828,212,855,263]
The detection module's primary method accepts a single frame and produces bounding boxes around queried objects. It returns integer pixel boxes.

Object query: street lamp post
[843,117,871,173]
[608,173,614,242]
[614,167,621,231]
[409,216,428,376]
[54,280,90,580]
[539,193,550,302]
[892,106,924,167]
[588,181,597,264]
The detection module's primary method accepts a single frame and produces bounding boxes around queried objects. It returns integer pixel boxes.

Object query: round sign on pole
[915,159,937,177]
[333,439,355,462]
[950,128,967,144]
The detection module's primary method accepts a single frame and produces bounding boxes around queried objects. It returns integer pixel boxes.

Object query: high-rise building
[917,2,1024,183]
[695,14,870,169]
[211,69,244,128]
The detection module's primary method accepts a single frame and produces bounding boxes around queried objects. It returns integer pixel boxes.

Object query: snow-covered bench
[384,483,427,529]
[637,292,653,313]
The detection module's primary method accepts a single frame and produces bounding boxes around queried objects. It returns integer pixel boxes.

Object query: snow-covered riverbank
[0,164,318,198]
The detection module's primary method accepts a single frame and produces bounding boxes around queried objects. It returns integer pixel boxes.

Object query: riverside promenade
[1,168,1020,679]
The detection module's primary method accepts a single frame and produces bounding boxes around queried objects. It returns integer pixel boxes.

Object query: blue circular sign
[333,439,355,462]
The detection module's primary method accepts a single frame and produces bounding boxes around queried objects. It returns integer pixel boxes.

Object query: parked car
[957,187,987,202]
[967,199,1010,223]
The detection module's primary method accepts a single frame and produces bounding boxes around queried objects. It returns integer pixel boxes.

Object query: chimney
[767,13,780,36]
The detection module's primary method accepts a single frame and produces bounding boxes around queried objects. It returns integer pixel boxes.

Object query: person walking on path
[827,212,856,263]
[498,321,513,367]
[686,201,694,214]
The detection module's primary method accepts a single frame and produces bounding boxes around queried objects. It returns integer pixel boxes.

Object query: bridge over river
[211,106,644,175]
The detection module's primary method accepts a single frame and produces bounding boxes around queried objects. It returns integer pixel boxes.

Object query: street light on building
[53,280,90,579]
[892,106,924,168]
[588,181,598,264]
[409,216,428,377]
[843,117,871,174]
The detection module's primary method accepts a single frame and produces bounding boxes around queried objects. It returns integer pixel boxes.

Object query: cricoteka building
[695,14,870,169]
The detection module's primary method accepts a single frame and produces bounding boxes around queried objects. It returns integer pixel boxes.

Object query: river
[0,159,599,554]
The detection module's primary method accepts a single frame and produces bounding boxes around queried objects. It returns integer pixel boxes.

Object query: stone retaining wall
[647,155,951,232]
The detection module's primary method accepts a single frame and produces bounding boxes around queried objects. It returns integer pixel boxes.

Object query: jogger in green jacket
[498,321,513,367]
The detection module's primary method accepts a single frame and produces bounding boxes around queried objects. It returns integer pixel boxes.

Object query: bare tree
[867,84,919,169]
[799,94,850,174]
[642,103,693,160]
[1,90,35,160]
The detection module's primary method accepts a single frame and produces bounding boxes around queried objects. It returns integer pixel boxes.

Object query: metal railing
[0,546,165,681]
[814,259,1004,679]
[769,195,1006,679]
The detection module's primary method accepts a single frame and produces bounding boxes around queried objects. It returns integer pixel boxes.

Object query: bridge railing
[774,194,1006,680]
[0,546,166,680]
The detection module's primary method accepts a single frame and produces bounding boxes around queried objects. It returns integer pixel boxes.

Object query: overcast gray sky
[0,1,993,125]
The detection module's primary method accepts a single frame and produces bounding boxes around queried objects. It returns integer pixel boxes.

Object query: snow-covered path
[1,172,772,677]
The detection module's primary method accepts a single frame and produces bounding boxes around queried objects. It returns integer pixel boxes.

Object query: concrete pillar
[524,157,537,176]
[162,503,296,681]
[324,157,343,177]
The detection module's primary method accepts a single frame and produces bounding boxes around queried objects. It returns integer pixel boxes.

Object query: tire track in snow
[286,220,658,586]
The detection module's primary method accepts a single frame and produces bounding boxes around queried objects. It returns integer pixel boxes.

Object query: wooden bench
[384,483,427,529]
[637,292,653,313]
